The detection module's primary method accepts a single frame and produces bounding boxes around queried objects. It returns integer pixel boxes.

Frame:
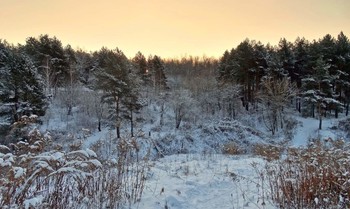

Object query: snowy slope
[291,116,347,147]
[134,154,275,209]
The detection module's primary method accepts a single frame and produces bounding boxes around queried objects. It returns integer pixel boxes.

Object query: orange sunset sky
[1,0,349,58]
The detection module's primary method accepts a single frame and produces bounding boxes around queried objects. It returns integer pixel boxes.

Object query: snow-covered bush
[89,136,149,208]
[0,134,101,208]
[0,129,149,209]
[265,138,350,208]
[3,114,42,146]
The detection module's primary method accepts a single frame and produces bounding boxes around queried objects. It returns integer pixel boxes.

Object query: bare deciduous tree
[258,76,296,135]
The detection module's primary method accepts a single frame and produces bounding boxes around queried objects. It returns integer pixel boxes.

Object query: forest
[1,32,350,208]
[1,32,350,140]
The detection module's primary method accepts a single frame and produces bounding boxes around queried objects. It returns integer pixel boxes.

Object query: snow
[68,150,91,158]
[29,114,38,119]
[0,153,14,167]
[51,151,64,160]
[3,85,348,209]
[291,116,346,147]
[49,167,90,177]
[0,144,10,151]
[23,195,44,209]
[13,167,26,179]
[88,159,102,167]
[82,128,111,149]
[135,154,274,209]
[86,148,97,158]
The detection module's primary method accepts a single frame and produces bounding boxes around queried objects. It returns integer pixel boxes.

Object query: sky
[1,0,349,58]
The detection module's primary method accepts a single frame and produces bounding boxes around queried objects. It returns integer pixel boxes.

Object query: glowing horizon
[1,0,349,58]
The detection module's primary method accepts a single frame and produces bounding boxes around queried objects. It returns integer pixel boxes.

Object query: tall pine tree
[95,48,140,138]
[0,41,46,142]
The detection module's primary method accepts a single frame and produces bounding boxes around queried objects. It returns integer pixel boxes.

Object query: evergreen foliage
[217,32,350,120]
[147,55,168,92]
[0,41,46,141]
[23,34,70,95]
[0,31,349,140]
[95,48,140,138]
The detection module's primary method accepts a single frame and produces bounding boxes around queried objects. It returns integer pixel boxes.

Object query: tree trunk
[176,117,181,129]
[116,126,120,139]
[67,106,72,116]
[243,85,249,111]
[175,108,182,129]
[280,110,284,129]
[12,89,21,122]
[296,97,301,113]
[248,81,252,110]
[115,97,121,139]
[160,103,164,126]
[45,56,51,97]
[319,103,322,130]
[335,106,338,118]
[130,110,134,137]
[67,67,74,116]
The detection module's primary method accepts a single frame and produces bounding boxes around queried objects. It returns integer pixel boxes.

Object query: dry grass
[265,138,350,209]
[0,129,149,209]
[253,143,283,161]
[222,142,244,155]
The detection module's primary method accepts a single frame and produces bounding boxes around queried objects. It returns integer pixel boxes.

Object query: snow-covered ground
[32,100,350,209]
[134,154,274,209]
[291,116,347,147]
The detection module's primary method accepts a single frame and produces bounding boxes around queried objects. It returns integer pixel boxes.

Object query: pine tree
[278,38,295,82]
[0,41,46,141]
[63,45,78,115]
[302,57,339,129]
[217,50,232,83]
[293,37,310,112]
[132,52,150,85]
[218,40,269,111]
[335,32,350,115]
[148,55,168,93]
[95,48,139,138]
[75,50,96,86]
[23,34,69,96]
[293,37,310,88]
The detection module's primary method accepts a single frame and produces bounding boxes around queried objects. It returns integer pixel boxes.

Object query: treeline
[0,32,349,142]
[0,35,169,142]
[218,32,350,130]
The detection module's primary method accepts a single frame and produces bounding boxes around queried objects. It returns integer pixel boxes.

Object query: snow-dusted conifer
[95,48,140,138]
[147,55,168,93]
[335,32,350,116]
[23,34,70,96]
[302,56,340,129]
[0,41,46,142]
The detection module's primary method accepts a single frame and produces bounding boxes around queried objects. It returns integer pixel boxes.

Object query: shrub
[0,134,101,208]
[0,129,149,209]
